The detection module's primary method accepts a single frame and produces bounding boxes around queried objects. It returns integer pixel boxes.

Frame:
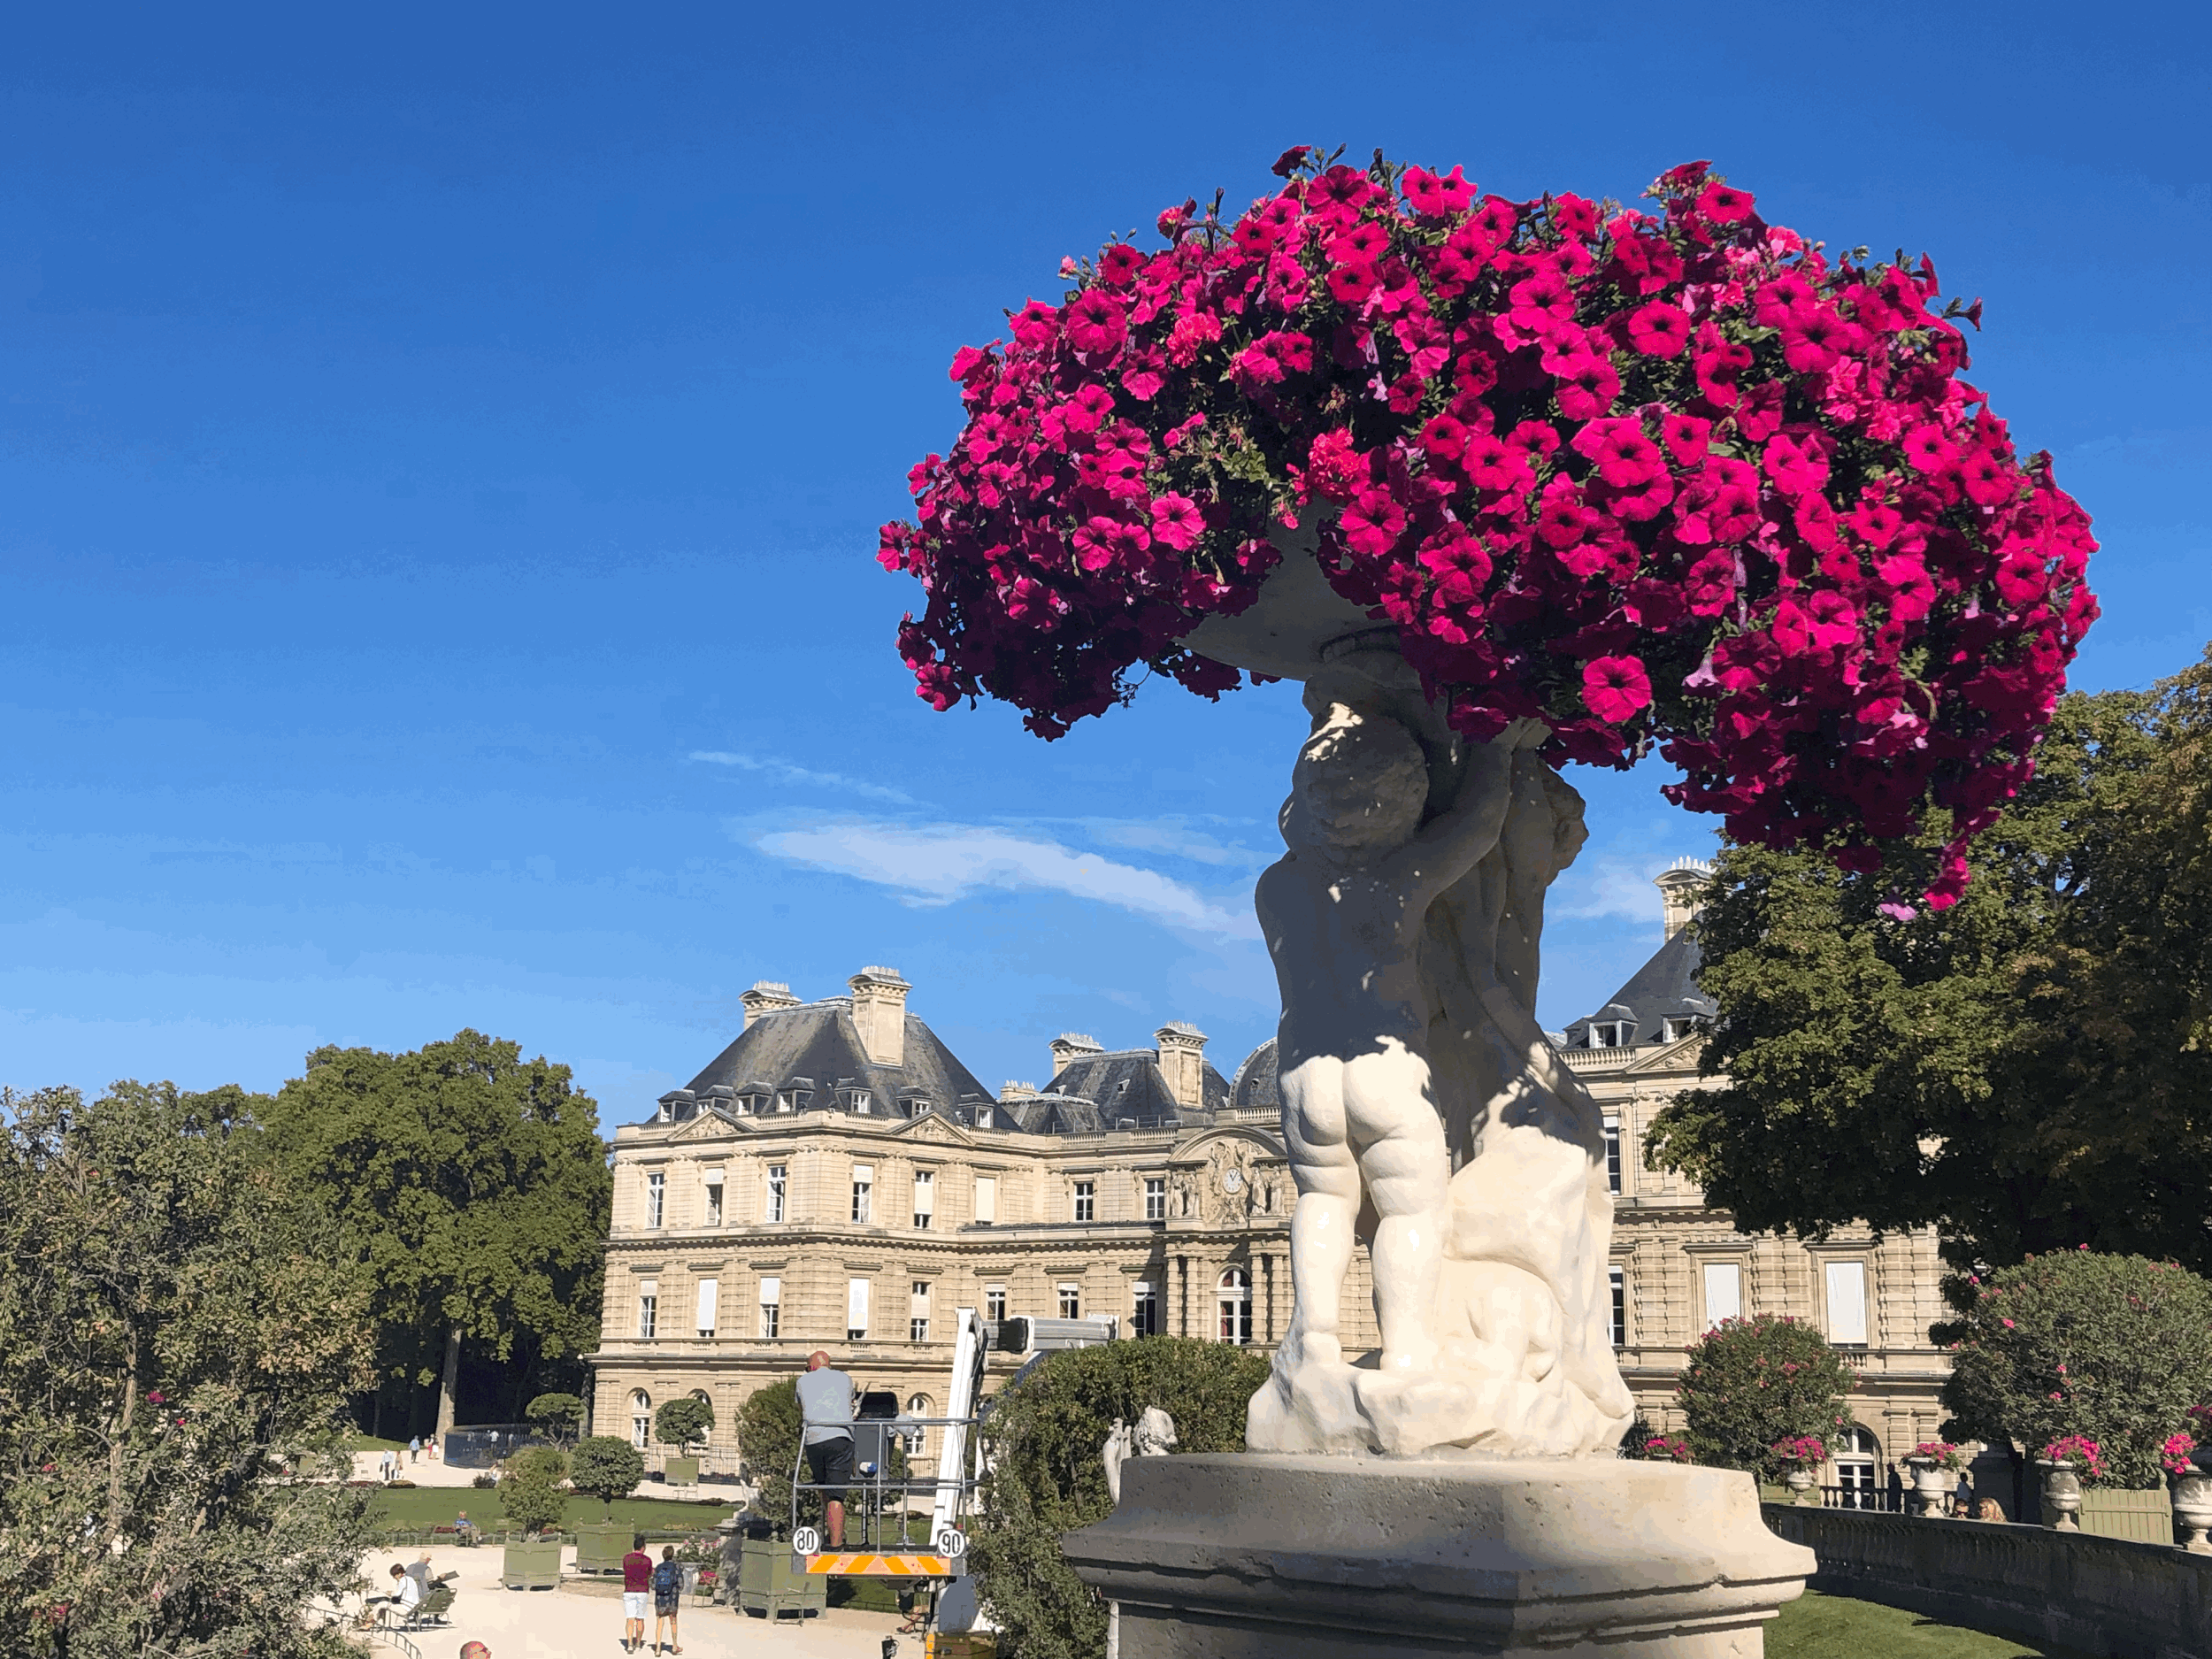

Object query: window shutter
[847,1278,871,1334]
[1824,1261,1869,1345]
[1701,1263,1741,1325]
[695,1278,718,1334]
[974,1176,996,1223]
[758,1276,781,1305]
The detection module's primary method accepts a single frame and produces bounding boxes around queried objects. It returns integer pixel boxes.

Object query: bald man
[795,1349,855,1548]
[459,1645,490,1659]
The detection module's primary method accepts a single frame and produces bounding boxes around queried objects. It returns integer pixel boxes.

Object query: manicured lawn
[366,1486,734,1537]
[1770,1590,2093,1658]
[338,1432,410,1452]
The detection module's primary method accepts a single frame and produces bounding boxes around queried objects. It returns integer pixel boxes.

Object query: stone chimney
[740,980,802,1028]
[848,965,911,1068]
[1655,859,1716,941]
[1155,1021,1210,1110]
[1000,1080,1037,1102]
[1048,1033,1102,1083]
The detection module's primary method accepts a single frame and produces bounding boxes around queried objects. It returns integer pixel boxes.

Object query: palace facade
[588,870,1949,1498]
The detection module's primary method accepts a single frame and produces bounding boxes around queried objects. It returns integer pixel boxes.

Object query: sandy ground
[342,1543,909,1659]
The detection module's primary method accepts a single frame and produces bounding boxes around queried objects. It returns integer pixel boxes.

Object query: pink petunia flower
[1150,495,1204,552]
[1063,290,1127,357]
[1626,302,1692,358]
[1582,656,1654,724]
[1402,165,1475,218]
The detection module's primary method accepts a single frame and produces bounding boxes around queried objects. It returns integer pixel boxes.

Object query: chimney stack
[1155,1021,1209,1110]
[1047,1033,1103,1085]
[1654,859,1716,941]
[1000,1080,1037,1102]
[740,980,802,1029]
[848,966,912,1068]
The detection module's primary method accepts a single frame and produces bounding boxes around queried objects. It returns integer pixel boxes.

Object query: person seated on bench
[454,1509,479,1546]
[384,1563,423,1626]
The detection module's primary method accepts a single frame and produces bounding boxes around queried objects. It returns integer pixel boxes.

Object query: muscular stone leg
[1343,1046,1449,1372]
[1279,1057,1357,1371]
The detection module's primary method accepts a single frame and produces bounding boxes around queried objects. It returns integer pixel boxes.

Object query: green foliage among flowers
[1909,1440,1966,1472]
[2041,1435,2105,1479]
[1642,1433,1694,1463]
[2160,1432,2199,1478]
[1676,1313,1855,1481]
[1772,1434,1828,1468]
[1940,1251,2212,1488]
[883,147,2099,908]
[967,1338,1269,1659]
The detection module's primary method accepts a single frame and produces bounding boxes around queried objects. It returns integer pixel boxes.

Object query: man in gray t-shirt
[795,1351,855,1548]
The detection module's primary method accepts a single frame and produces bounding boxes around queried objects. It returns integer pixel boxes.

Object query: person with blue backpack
[650,1544,685,1655]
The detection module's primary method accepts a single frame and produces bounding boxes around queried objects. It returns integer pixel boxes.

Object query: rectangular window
[1133,1280,1158,1337]
[985,1284,1006,1323]
[852,1088,872,1111]
[703,1175,725,1227]
[637,1280,658,1340]
[1073,1180,1095,1223]
[850,1164,873,1225]
[1058,1283,1081,1319]
[910,1280,931,1342]
[1602,1116,1622,1194]
[766,1164,787,1224]
[758,1276,781,1340]
[974,1175,996,1225]
[645,1171,665,1229]
[1702,1262,1742,1328]
[1608,1265,1626,1348]
[912,1171,934,1229]
[1144,1177,1165,1221]
[1824,1260,1870,1346]
[695,1277,718,1339]
[847,1277,870,1340]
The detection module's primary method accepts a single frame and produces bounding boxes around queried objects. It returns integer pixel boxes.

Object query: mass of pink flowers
[2162,1430,2199,1478]
[1642,1433,1694,1463]
[879,149,2100,902]
[1771,1434,1828,1467]
[2042,1435,2104,1475]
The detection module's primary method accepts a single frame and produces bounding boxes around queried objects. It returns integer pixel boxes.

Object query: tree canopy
[1647,649,2212,1277]
[570,1435,644,1514]
[1674,1315,1856,1480]
[261,1029,612,1432]
[0,1082,374,1659]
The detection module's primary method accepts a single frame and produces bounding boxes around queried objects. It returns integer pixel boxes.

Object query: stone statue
[1102,1406,1179,1503]
[1246,664,1635,1458]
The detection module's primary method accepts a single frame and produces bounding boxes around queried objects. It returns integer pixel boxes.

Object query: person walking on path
[620,1534,654,1653]
[410,1434,421,1465]
[795,1350,856,1549]
[650,1544,685,1655]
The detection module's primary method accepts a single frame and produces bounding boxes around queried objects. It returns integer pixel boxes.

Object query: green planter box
[575,1520,633,1574]
[500,1540,562,1590]
[2079,1486,2174,1544]
[737,1536,825,1619]
[664,1456,700,1486]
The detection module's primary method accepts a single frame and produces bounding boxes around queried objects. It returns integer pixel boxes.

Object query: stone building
[589,886,1949,1501]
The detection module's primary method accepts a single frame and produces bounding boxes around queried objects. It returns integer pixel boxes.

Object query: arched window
[629,1389,652,1451]
[903,1393,933,1458]
[688,1388,714,1448]
[1833,1425,1880,1509]
[1217,1267,1252,1345]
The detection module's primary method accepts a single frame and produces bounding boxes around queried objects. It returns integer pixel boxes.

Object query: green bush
[655,1394,714,1452]
[569,1435,644,1514]
[1676,1314,1855,1481]
[968,1339,1268,1659]
[738,1379,801,1536]
[499,1445,570,1536]
[525,1392,585,1440]
[1939,1250,2212,1487]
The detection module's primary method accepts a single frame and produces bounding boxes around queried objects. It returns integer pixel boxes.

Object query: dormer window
[974,1106,993,1129]
[1663,1017,1708,1043]
[851,1088,872,1112]
[1588,1021,1635,1049]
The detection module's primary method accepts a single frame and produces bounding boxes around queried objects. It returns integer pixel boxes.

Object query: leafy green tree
[571,1434,645,1514]
[499,1445,571,1536]
[739,1379,803,1534]
[968,1339,1269,1659]
[0,1082,375,1659]
[526,1391,586,1442]
[1675,1315,1855,1481]
[1647,658,2212,1276]
[261,1029,612,1435]
[1939,1251,2212,1487]
[656,1394,714,1454]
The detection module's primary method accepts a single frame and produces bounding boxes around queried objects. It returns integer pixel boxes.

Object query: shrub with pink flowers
[2042,1435,2105,1478]
[1675,1313,1855,1481]
[1642,1433,1694,1463]
[1771,1434,1828,1468]
[2160,1430,2199,1478]
[882,148,2099,906]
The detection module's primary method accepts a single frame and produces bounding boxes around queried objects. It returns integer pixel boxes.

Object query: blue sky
[5,4,2207,1120]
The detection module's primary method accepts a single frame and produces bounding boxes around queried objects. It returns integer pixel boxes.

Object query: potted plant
[1640,1434,1693,1464]
[1771,1435,1827,1505]
[498,1446,568,1589]
[2162,1427,2212,1553]
[569,1435,646,1571]
[656,1396,714,1489]
[1903,1440,1965,1518]
[732,1383,825,1619]
[2037,1436,2101,1532]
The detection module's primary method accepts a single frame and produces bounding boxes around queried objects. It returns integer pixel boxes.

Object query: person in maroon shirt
[620,1535,653,1653]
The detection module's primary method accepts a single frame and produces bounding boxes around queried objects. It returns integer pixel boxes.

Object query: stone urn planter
[2038,1459,2084,1532]
[2172,1453,2212,1554]
[1783,1467,1817,1506]
[1903,1455,1950,1519]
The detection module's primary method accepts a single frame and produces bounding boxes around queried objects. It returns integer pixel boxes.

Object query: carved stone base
[1063,1454,1814,1658]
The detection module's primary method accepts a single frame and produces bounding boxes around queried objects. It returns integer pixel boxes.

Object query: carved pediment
[893,1114,973,1148]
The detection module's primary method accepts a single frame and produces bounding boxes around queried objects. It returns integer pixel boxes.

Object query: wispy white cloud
[1071,817,1267,870]
[688,750,915,806]
[1550,854,1685,924]
[742,818,1260,941]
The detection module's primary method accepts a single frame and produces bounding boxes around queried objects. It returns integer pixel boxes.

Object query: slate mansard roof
[1003,1047,1232,1134]
[1560,925,1717,1049]
[661,997,994,1127]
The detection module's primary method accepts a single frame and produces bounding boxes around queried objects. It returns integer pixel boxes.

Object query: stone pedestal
[1063,1454,1814,1659]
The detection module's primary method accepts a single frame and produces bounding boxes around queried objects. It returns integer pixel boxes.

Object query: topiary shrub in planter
[1677,1314,1853,1482]
[570,1434,645,1514]
[968,1338,1269,1659]
[738,1379,802,1536]
[499,1445,569,1538]
[1940,1250,2212,1489]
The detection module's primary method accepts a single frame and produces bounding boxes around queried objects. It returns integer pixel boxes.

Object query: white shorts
[624,1592,649,1619]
